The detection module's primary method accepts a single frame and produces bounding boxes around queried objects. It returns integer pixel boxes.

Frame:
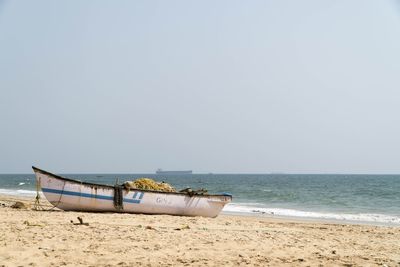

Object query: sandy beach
[0,195,399,267]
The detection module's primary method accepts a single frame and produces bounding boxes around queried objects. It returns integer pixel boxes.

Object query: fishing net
[123,178,176,192]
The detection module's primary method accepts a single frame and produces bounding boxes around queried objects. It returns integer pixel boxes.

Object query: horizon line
[1,172,400,175]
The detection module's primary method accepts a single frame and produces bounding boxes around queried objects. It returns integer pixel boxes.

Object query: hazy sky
[1,1,400,173]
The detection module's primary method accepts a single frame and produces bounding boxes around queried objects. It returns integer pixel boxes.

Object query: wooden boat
[32,167,232,217]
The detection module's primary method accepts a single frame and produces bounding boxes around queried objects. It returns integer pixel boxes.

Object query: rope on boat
[113,185,124,210]
[33,176,42,210]
[33,176,66,211]
[51,181,66,210]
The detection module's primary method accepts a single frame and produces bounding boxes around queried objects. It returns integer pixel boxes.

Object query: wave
[0,188,38,197]
[223,203,400,225]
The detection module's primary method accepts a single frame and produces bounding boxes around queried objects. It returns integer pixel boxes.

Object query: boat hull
[32,167,231,218]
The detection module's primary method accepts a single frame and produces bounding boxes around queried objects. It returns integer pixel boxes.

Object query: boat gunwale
[32,166,232,198]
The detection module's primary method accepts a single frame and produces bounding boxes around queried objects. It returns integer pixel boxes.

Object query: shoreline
[0,194,400,266]
[0,192,399,227]
[222,211,400,228]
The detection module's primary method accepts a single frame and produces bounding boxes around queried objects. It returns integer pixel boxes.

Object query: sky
[1,0,400,174]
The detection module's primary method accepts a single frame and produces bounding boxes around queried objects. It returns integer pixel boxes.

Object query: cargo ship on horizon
[156,168,193,175]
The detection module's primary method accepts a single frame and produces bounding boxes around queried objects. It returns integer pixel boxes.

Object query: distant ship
[156,168,192,175]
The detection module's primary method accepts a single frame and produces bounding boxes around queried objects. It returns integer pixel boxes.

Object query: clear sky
[1,0,400,173]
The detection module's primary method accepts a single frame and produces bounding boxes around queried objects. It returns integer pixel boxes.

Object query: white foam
[223,203,400,225]
[18,182,25,186]
[0,188,38,197]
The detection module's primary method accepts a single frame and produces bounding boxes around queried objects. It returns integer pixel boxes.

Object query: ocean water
[1,173,399,225]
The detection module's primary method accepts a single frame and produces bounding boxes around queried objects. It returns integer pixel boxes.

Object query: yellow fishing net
[123,178,176,192]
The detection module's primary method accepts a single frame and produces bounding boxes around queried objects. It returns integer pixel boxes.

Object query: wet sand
[0,194,399,266]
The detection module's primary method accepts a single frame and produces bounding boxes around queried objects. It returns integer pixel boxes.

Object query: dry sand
[0,195,399,267]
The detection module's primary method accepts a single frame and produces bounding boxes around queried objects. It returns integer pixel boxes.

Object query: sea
[1,173,399,226]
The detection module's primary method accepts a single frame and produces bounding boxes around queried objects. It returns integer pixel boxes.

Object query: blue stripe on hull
[42,187,142,204]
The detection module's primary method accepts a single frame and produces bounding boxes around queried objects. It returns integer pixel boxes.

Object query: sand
[0,195,399,267]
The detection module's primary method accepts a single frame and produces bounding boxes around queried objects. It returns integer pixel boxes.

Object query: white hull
[32,167,232,218]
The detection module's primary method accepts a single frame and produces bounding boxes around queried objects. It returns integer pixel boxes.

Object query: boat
[32,166,232,217]
[156,168,192,175]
